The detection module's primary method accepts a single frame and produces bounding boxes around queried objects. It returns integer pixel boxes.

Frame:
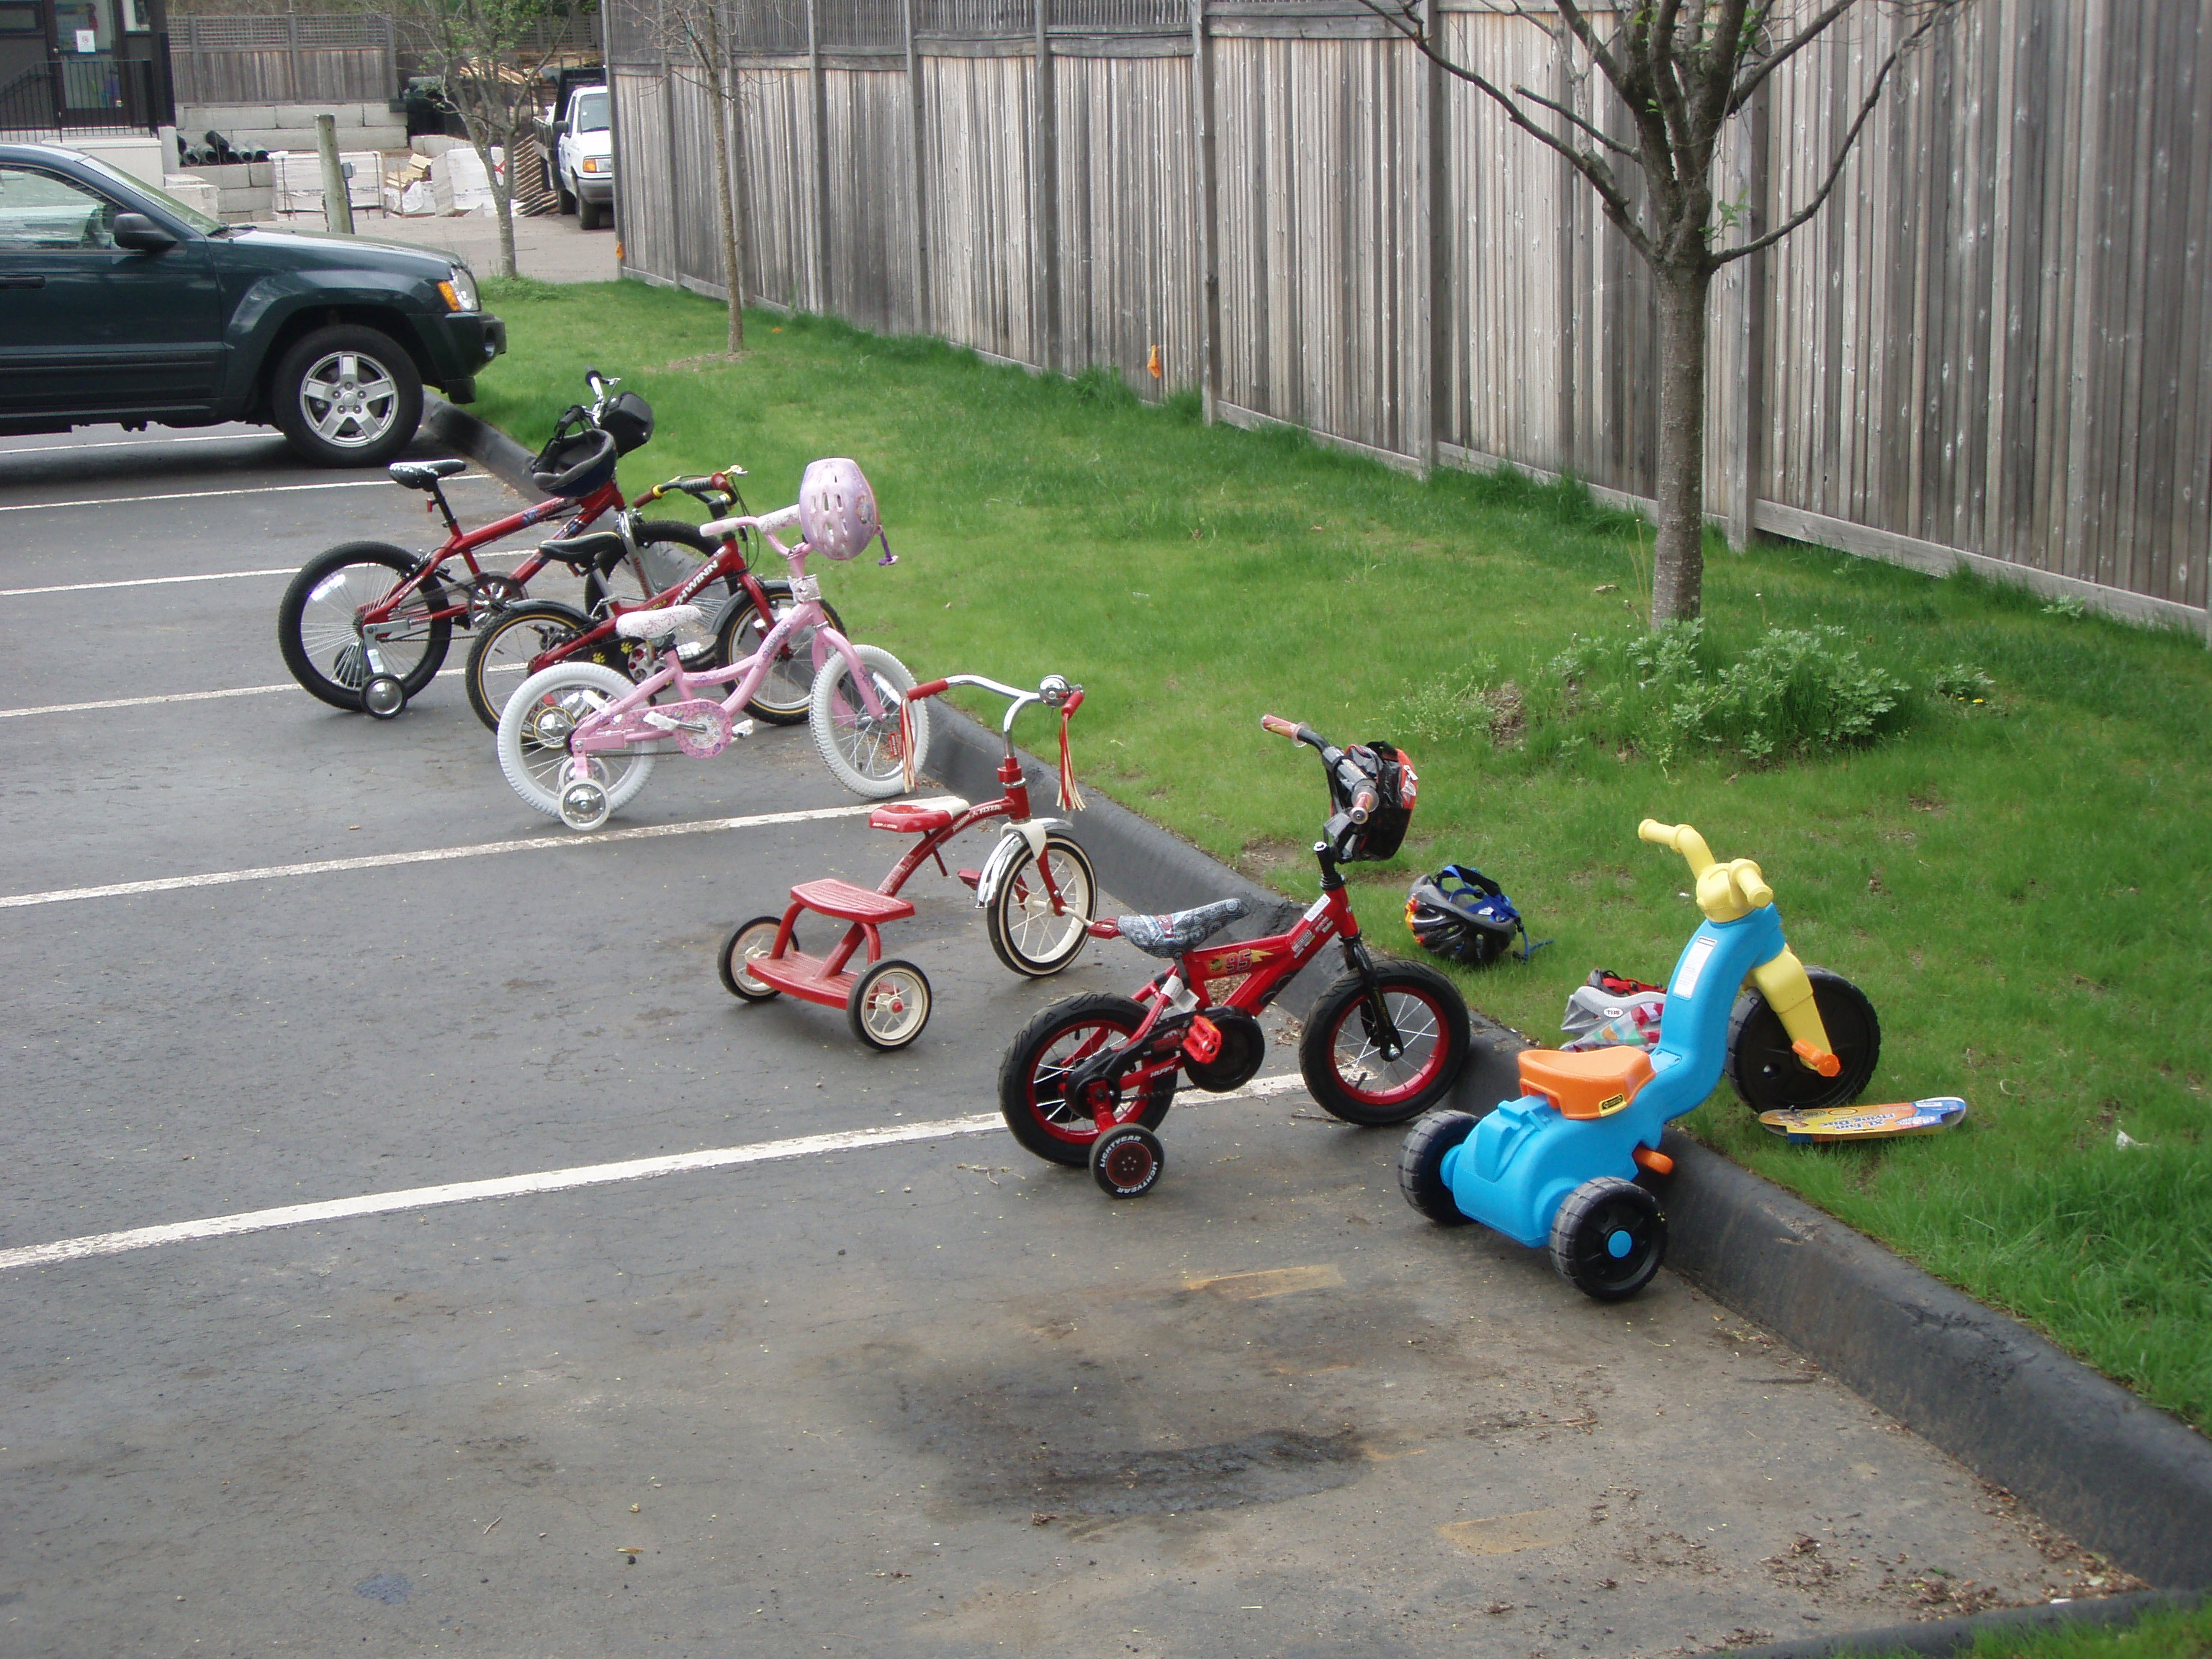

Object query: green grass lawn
[473,278,2212,1439]
[1874,1598,2211,1659]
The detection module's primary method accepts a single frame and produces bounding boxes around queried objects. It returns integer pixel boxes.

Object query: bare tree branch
[1726,0,1856,112]
[1512,82,1639,159]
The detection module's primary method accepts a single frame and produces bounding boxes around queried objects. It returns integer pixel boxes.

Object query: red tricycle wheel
[719,914,794,1002]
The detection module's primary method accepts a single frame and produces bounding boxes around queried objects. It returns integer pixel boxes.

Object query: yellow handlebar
[1639,819,1771,922]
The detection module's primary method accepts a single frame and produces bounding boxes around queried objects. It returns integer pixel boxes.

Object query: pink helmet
[798,457,882,562]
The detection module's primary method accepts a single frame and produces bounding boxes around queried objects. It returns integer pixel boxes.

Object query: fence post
[1189,0,1218,421]
[806,0,832,314]
[1031,0,1061,374]
[1725,81,1770,550]
[902,0,929,333]
[1408,0,1442,475]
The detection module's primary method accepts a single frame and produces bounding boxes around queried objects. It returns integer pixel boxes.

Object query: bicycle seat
[387,458,469,489]
[869,803,955,835]
[537,531,624,570]
[1115,897,1248,959]
[1516,1045,1655,1121]
[614,603,707,639]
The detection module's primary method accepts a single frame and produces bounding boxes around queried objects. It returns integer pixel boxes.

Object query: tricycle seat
[1516,1044,1654,1121]
[869,803,955,836]
[790,878,914,925]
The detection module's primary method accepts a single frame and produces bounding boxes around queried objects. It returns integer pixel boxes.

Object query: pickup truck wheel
[578,193,605,230]
[554,163,575,213]
[271,325,423,467]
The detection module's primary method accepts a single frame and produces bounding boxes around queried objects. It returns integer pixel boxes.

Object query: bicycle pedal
[733,719,756,738]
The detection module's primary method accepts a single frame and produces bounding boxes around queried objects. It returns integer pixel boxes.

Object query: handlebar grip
[1736,869,1774,910]
[1259,714,1298,738]
[1348,786,1377,824]
[1063,687,1084,715]
[1637,819,1679,846]
[907,679,950,702]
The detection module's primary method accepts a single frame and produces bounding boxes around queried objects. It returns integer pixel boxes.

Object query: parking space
[0,426,2109,1655]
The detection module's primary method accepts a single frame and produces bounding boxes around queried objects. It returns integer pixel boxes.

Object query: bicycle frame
[559,522,896,772]
[359,476,626,637]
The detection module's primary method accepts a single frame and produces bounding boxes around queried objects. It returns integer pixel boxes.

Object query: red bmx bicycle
[997,714,1471,1197]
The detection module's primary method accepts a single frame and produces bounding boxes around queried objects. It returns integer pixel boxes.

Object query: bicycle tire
[1298,961,1471,1125]
[809,642,927,799]
[463,600,621,732]
[277,541,451,712]
[985,832,1097,977]
[495,660,657,822]
[997,994,1175,1168]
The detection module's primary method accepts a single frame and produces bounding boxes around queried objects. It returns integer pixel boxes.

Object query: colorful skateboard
[1757,1096,1968,1143]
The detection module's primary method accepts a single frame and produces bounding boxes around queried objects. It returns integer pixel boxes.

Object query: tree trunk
[701,30,744,353]
[1650,262,1712,625]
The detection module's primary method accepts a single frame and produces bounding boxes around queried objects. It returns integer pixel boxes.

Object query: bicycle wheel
[581,519,725,613]
[463,600,608,732]
[1298,961,1471,1126]
[986,832,1097,977]
[809,642,929,799]
[277,541,451,712]
[495,660,657,822]
[996,994,1174,1169]
[713,580,848,726]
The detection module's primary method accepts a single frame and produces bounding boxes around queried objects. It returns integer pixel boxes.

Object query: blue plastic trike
[1398,820,1880,1300]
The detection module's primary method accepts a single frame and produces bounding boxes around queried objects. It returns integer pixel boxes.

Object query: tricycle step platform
[745,950,858,1007]
[788,878,915,925]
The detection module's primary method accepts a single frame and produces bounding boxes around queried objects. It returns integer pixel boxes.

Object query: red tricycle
[716,673,1098,1048]
[996,714,1473,1197]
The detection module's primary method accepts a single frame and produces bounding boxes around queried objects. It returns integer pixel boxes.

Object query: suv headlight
[439,264,480,313]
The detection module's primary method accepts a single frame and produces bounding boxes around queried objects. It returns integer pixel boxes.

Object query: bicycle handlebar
[698,501,801,542]
[906,674,1082,738]
[1260,714,1374,822]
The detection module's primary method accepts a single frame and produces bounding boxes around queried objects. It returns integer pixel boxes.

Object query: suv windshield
[572,89,608,133]
[64,150,226,235]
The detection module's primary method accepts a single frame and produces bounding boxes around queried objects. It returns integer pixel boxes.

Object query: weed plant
[476,279,2212,1434]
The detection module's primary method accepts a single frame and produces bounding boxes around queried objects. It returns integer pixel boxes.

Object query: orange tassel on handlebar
[1057,704,1086,812]
[899,699,918,793]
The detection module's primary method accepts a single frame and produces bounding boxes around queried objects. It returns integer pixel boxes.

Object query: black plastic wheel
[1298,960,1473,1125]
[996,994,1175,1168]
[276,541,451,711]
[718,914,791,1002]
[712,580,848,724]
[1089,1123,1166,1199]
[848,958,931,1050]
[1547,1177,1666,1302]
[1397,1110,1478,1226]
[1725,967,1881,1113]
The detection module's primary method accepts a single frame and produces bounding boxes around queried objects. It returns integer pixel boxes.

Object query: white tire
[496,660,657,822]
[809,642,929,799]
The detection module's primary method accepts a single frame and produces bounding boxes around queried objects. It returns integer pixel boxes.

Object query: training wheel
[848,958,931,1050]
[558,775,611,832]
[1089,1123,1165,1199]
[361,673,406,720]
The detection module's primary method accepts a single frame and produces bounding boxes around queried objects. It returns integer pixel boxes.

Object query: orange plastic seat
[868,803,956,835]
[1516,1045,1655,1120]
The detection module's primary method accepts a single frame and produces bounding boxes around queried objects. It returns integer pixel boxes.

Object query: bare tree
[1355,1,1968,624]
[655,0,749,354]
[404,0,593,280]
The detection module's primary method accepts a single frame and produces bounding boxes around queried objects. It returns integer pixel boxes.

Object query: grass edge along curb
[1725,1589,2207,1659]
[433,393,2212,1591]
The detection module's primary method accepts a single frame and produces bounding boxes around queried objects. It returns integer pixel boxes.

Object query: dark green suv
[0,143,505,466]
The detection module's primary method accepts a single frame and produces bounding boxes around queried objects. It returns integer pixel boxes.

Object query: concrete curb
[421,394,539,491]
[1725,1590,2204,1659]
[435,403,2212,1596]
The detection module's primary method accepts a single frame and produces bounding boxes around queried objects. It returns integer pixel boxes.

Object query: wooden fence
[170,14,397,106]
[606,0,2212,633]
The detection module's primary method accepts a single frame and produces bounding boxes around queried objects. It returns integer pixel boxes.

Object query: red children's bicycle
[274,370,724,720]
[997,714,1473,1197]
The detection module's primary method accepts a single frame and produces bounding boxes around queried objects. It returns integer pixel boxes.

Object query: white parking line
[0,662,512,719]
[0,797,966,909]
[0,1077,1310,1272]
[1,567,295,596]
[0,474,500,516]
[0,432,276,457]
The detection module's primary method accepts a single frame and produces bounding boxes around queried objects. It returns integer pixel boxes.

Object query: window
[0,168,118,251]
[0,3,42,34]
[572,89,608,133]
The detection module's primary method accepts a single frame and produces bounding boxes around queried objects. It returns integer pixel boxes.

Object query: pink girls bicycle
[493,459,929,828]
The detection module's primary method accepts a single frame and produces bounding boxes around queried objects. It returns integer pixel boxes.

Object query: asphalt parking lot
[0,423,2114,1657]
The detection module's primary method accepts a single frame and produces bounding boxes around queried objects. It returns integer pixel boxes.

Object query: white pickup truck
[543,81,614,230]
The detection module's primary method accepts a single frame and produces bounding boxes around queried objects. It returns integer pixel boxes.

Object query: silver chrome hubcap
[300,351,400,448]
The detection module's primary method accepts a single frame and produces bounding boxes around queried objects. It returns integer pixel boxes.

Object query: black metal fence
[0,58,163,140]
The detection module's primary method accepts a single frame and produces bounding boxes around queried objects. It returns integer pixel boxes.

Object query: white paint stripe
[0,663,494,719]
[0,431,273,457]
[1,567,295,596]
[0,796,966,909]
[0,1076,1313,1272]
[0,473,500,516]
